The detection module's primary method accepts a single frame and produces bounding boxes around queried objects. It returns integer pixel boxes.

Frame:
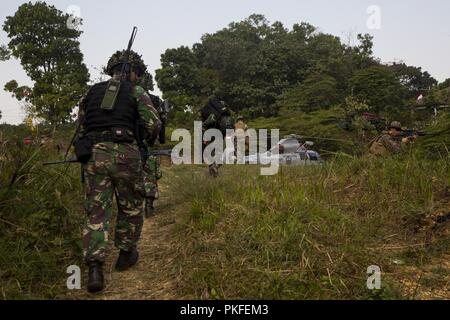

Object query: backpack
[201,98,228,122]
[369,136,388,157]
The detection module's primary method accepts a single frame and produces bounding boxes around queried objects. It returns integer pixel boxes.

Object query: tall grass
[0,133,84,299]
[168,152,449,299]
[0,120,448,299]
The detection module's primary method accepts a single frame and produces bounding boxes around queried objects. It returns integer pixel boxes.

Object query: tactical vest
[83,81,138,133]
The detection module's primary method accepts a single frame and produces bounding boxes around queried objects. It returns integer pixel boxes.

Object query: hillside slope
[1,124,449,300]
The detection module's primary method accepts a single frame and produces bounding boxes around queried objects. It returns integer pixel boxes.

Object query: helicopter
[243,135,323,166]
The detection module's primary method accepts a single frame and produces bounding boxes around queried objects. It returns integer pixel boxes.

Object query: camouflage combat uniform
[205,110,235,176]
[78,85,161,264]
[369,134,403,156]
[137,77,165,217]
[143,155,162,206]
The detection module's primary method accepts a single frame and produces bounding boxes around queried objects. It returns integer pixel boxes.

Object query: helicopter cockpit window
[308,153,318,161]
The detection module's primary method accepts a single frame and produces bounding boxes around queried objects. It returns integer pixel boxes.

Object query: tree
[390,62,437,96]
[156,46,203,108]
[438,78,450,90]
[279,73,339,112]
[349,66,407,114]
[3,1,89,127]
[424,86,450,107]
[0,44,10,61]
[156,14,437,121]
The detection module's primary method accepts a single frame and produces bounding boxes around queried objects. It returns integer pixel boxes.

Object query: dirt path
[65,178,186,300]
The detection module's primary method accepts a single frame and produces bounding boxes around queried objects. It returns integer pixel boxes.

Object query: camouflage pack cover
[104,50,148,76]
[369,137,389,157]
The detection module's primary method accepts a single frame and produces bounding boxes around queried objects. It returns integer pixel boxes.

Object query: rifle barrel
[43,159,78,166]
[146,149,172,157]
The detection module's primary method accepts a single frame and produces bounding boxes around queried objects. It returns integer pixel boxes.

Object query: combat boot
[87,262,104,293]
[115,247,139,272]
[145,198,155,218]
[209,163,219,178]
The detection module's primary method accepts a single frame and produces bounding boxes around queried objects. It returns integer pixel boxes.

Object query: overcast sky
[1,0,449,124]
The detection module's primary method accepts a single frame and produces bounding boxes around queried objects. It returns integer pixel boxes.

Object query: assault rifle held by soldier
[400,129,426,138]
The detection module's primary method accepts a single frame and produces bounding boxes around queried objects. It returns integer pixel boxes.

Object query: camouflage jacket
[369,134,403,156]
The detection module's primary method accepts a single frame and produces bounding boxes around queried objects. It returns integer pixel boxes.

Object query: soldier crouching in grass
[369,121,416,157]
[76,50,161,293]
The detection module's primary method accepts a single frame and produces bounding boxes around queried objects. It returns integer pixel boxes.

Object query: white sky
[1,0,449,124]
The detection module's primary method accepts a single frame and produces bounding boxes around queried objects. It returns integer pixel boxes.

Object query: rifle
[144,149,173,158]
[43,149,173,166]
[400,129,426,138]
[101,26,138,111]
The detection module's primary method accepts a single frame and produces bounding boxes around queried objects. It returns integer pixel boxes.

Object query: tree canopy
[0,44,10,61]
[3,1,89,126]
[156,14,439,124]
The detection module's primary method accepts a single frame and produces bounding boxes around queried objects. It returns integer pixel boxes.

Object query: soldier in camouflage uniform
[138,73,164,218]
[369,121,415,156]
[143,155,162,217]
[201,98,234,177]
[77,50,161,293]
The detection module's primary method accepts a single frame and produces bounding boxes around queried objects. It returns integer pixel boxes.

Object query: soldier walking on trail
[76,50,161,293]
[369,121,415,156]
[200,97,234,177]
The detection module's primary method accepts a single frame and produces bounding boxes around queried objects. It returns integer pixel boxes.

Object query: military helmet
[104,50,147,77]
[388,121,402,130]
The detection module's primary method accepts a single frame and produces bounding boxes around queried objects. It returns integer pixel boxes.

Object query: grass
[0,117,448,299]
[166,152,449,300]
[0,129,85,299]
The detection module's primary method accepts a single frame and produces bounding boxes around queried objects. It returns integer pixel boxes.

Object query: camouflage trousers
[203,141,222,178]
[208,163,221,177]
[82,143,145,264]
[143,156,162,199]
